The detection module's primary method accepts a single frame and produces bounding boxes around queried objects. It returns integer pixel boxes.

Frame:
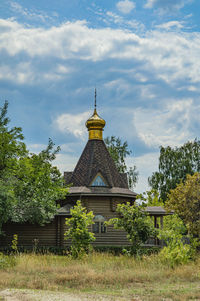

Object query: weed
[0,253,16,270]
[0,252,199,300]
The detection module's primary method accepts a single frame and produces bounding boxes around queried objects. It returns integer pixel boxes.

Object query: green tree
[158,214,198,267]
[0,174,15,234]
[106,202,156,255]
[0,101,27,172]
[0,101,67,233]
[11,139,67,225]
[149,140,200,202]
[137,189,164,207]
[104,136,138,190]
[0,101,27,233]
[65,200,95,258]
[166,172,200,238]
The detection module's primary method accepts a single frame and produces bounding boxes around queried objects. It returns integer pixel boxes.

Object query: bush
[159,243,196,267]
[0,252,16,269]
[106,202,156,255]
[65,200,95,258]
[158,214,199,267]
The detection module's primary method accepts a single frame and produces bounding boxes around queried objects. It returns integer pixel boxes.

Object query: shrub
[158,214,199,267]
[0,252,16,269]
[106,202,156,255]
[65,200,95,258]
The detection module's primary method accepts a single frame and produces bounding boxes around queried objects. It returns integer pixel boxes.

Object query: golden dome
[86,90,106,140]
[86,108,106,130]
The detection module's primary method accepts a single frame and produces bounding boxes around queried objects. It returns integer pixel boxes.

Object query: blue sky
[0,0,200,192]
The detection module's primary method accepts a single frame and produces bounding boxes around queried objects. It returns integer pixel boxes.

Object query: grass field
[0,252,200,300]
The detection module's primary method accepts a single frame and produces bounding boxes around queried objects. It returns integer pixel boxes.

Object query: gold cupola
[86,90,106,140]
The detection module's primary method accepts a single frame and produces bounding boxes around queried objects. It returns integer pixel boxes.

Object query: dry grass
[0,252,200,300]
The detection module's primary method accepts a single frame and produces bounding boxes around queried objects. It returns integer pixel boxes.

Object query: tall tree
[0,101,67,233]
[166,172,200,238]
[11,139,67,225]
[104,136,138,190]
[0,101,27,232]
[0,101,27,172]
[148,140,200,202]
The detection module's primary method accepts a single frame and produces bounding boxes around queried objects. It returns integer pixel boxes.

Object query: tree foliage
[0,101,67,234]
[0,101,27,172]
[106,202,156,255]
[0,101,26,232]
[149,140,200,202]
[137,189,164,207]
[65,201,95,258]
[104,136,138,190]
[11,140,67,225]
[166,172,200,238]
[158,214,198,267]
[0,173,15,233]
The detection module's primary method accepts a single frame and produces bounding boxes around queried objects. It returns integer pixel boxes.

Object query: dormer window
[91,173,106,187]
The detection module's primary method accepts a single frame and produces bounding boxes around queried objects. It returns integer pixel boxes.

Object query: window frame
[92,215,106,234]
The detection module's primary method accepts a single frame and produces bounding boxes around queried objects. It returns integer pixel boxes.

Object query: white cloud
[28,144,47,152]
[56,65,71,74]
[106,11,124,24]
[10,1,53,23]
[139,84,156,99]
[55,111,90,139]
[127,20,145,31]
[134,99,194,148]
[1,19,200,86]
[156,21,184,30]
[144,0,154,8]
[28,142,80,173]
[127,152,159,193]
[0,19,133,60]
[104,78,132,97]
[106,11,144,32]
[187,86,199,92]
[116,0,136,14]
[144,0,189,12]
[53,153,78,173]
[0,62,33,84]
[133,73,148,83]
[0,62,72,84]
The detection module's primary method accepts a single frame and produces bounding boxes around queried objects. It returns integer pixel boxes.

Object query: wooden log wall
[0,195,138,248]
[63,196,131,247]
[0,220,57,248]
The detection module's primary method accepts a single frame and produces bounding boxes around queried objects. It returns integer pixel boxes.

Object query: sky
[0,0,200,193]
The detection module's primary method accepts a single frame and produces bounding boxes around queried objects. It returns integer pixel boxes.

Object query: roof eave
[67,191,137,198]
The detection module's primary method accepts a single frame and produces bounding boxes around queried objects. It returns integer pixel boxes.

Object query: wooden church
[0,96,167,248]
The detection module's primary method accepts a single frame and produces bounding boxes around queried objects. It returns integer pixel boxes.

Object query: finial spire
[94,88,97,110]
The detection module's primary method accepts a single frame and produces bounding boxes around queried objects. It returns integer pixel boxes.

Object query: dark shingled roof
[66,139,128,188]
[64,172,73,184]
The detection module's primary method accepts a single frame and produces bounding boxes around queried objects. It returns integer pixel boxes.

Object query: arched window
[92,215,106,233]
